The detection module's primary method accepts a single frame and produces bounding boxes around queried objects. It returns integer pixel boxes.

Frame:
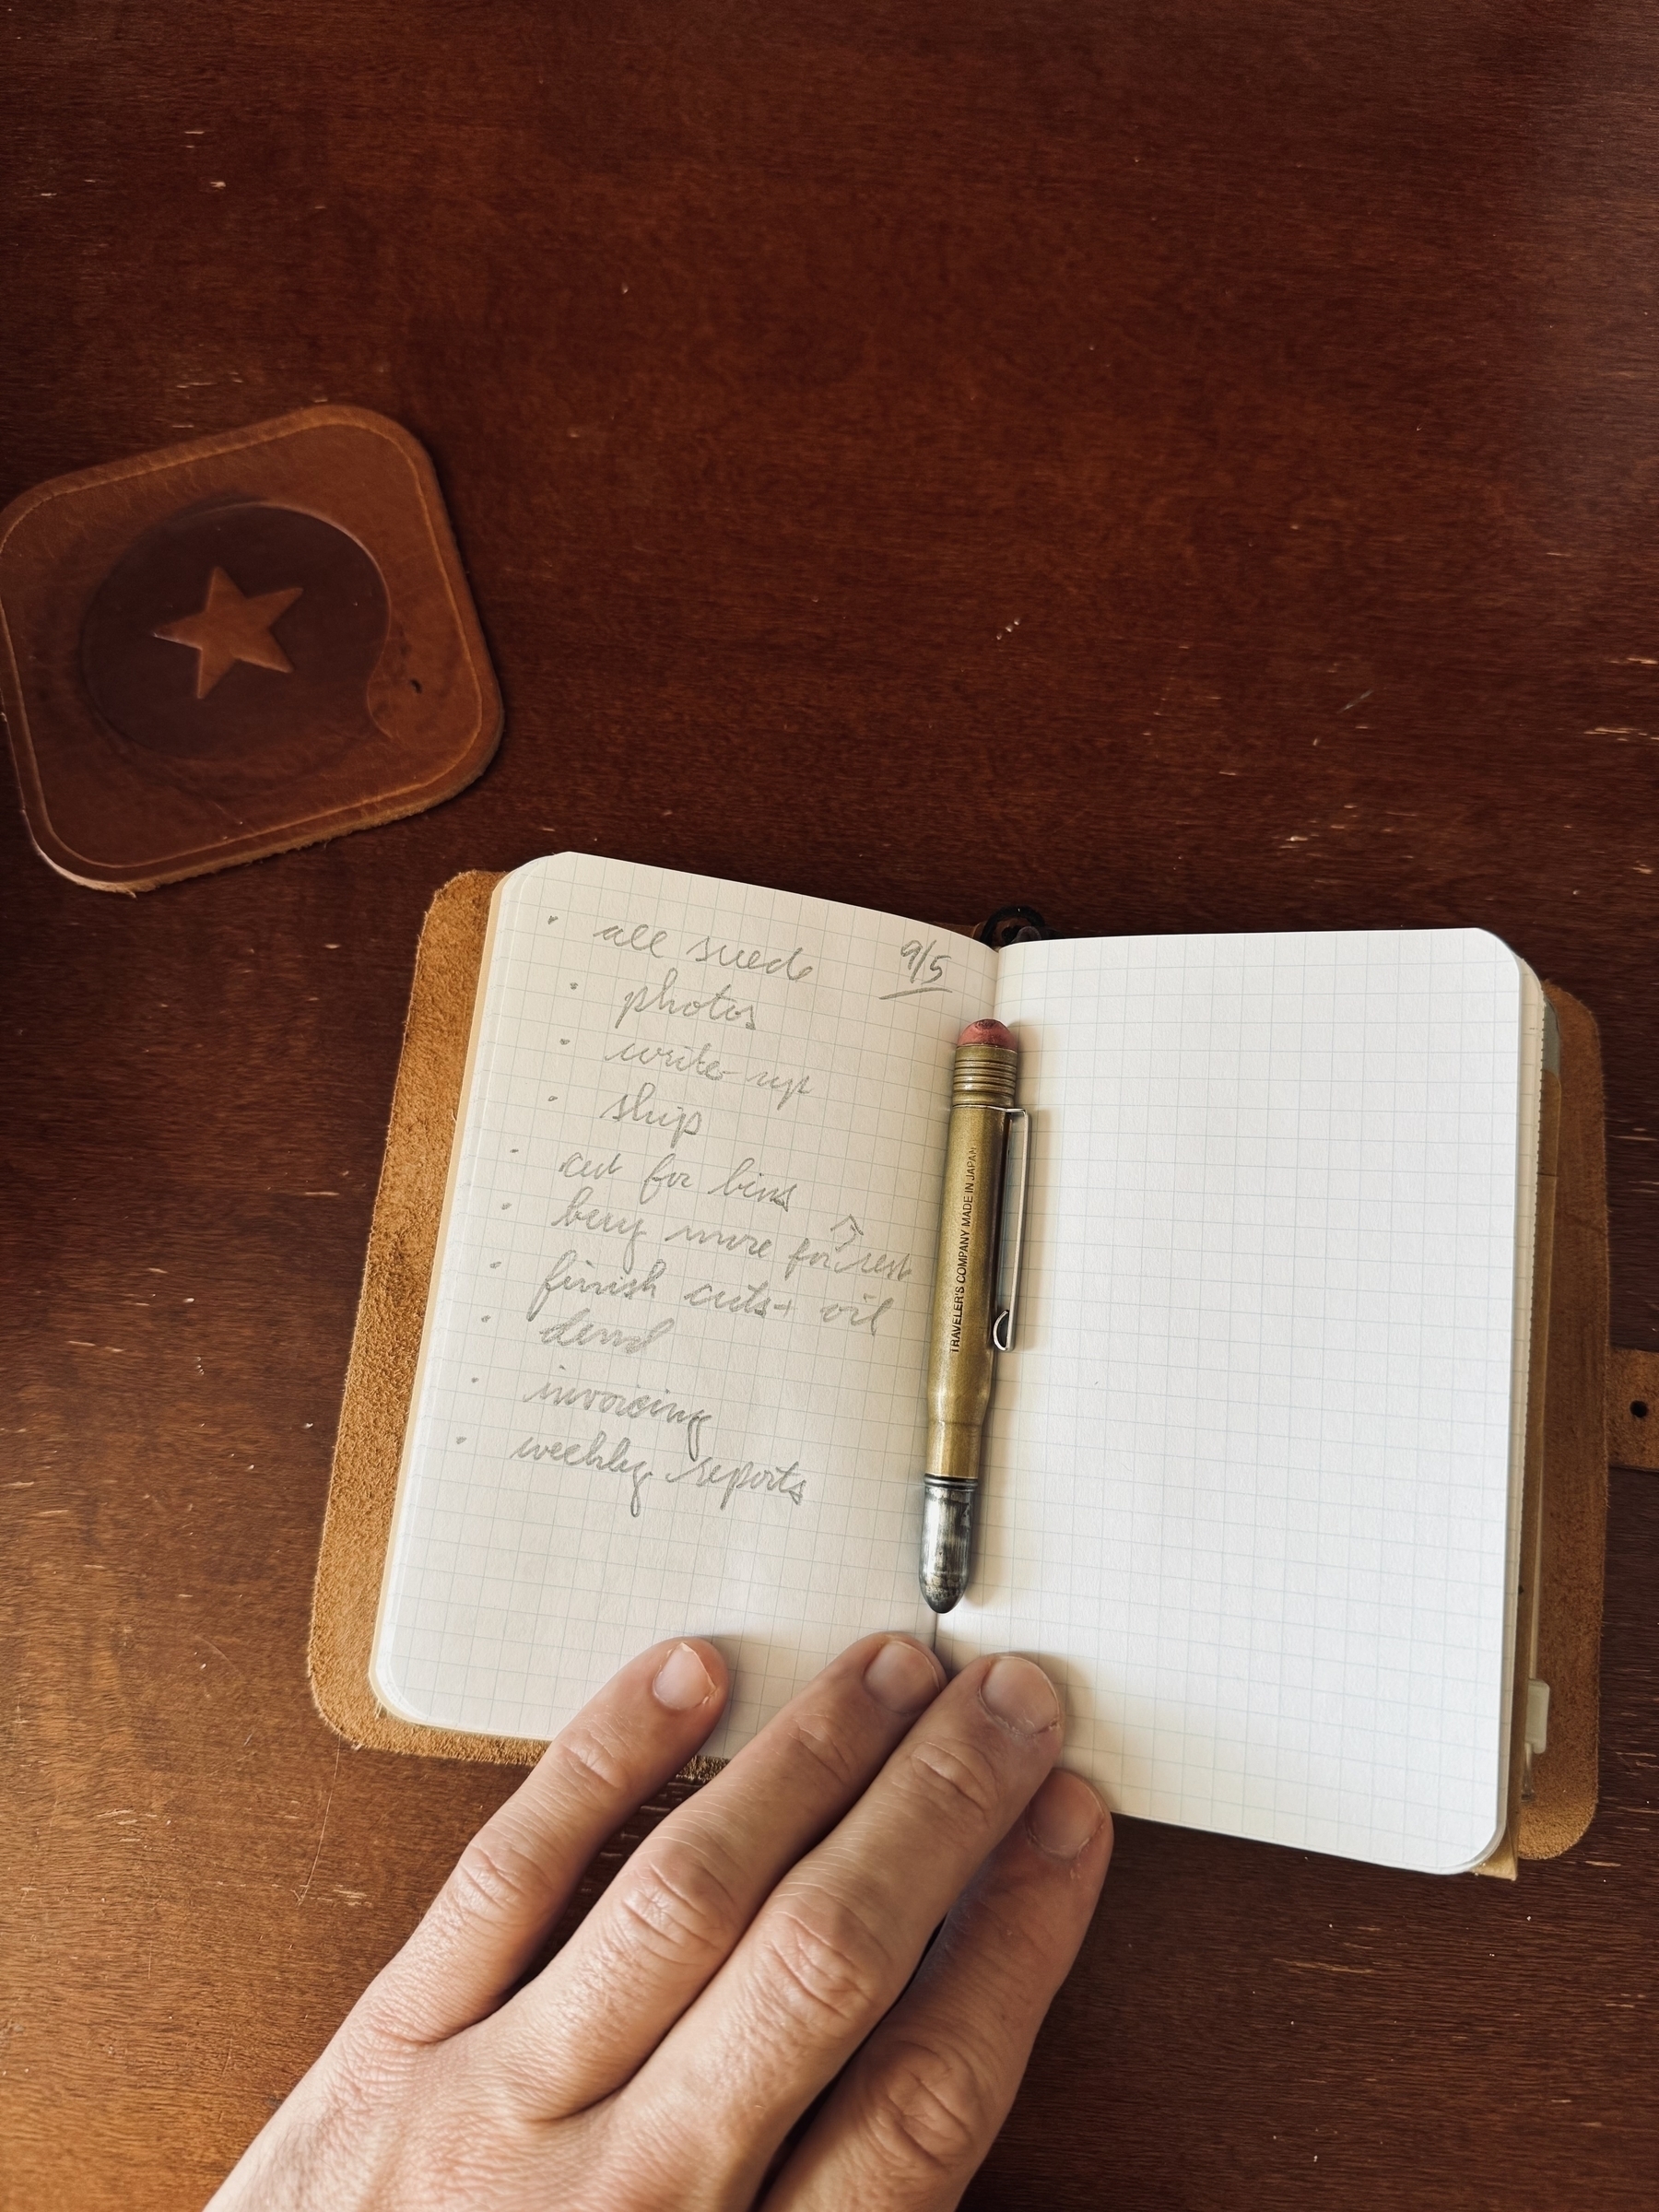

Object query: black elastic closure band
[975,903,1053,949]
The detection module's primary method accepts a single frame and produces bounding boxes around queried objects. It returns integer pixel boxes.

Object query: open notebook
[373,853,1547,1875]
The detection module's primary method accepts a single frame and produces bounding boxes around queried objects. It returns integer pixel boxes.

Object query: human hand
[209,1632,1111,2211]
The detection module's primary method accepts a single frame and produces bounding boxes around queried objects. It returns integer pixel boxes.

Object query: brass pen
[918,1019,1030,1612]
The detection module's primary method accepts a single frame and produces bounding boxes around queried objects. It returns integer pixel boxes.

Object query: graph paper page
[374,853,994,1752]
[942,928,1537,1874]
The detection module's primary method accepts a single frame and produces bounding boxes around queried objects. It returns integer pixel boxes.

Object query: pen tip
[920,1478,976,1612]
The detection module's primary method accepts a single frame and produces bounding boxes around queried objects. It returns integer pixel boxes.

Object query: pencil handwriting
[614,967,759,1034]
[705,1156,799,1211]
[533,1308,677,1356]
[594,921,672,958]
[683,935,815,983]
[520,1377,712,1461]
[549,1186,648,1273]
[879,935,951,1000]
[600,1080,704,1150]
[526,1251,665,1321]
[605,1037,729,1082]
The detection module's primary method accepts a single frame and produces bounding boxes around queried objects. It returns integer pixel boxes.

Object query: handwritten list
[376,853,997,1751]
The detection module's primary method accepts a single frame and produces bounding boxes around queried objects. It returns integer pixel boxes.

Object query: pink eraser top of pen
[957,1018,1016,1048]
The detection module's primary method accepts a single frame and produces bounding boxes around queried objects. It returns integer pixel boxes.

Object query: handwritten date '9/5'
[880,936,950,1000]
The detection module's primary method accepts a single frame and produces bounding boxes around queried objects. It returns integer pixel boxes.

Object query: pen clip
[991,1108,1030,1352]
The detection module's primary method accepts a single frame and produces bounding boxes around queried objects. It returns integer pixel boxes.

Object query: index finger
[359,1638,728,2044]
[618,1653,1063,2202]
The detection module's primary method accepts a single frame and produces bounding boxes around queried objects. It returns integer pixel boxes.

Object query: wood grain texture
[4,1,1658,2204]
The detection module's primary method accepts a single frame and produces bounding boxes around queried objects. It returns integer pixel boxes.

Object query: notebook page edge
[1442,947,1544,1872]
[371,868,512,1726]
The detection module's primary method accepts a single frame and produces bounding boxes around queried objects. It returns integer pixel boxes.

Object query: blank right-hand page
[939,928,1539,1875]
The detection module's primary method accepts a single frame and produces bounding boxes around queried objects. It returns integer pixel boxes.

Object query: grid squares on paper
[940,926,1532,1876]
[374,853,999,1754]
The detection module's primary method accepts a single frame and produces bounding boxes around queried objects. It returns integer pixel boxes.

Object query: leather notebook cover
[309,871,1608,1865]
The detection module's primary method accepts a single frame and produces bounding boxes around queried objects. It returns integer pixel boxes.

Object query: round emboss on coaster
[81,500,390,772]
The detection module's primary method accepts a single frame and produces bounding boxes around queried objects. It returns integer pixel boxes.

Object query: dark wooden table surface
[5,4,1658,2205]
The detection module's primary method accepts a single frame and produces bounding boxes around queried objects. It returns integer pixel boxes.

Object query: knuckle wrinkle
[787,1711,861,1794]
[758,1897,894,2031]
[611,1836,742,1969]
[552,1722,634,1804]
[906,1736,1001,1822]
[447,1829,543,1921]
[865,2035,989,2176]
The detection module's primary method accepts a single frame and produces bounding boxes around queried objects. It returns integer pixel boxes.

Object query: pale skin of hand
[208,1632,1112,2212]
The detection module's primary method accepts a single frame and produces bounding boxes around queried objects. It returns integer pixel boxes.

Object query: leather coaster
[0,406,501,890]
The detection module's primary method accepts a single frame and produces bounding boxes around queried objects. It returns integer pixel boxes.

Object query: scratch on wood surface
[294,1745,342,1909]
[1279,1959,1375,1975]
[199,1636,244,1679]
[20,1794,61,1900]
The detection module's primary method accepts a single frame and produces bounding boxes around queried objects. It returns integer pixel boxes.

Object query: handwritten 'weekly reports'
[501,911,951,1520]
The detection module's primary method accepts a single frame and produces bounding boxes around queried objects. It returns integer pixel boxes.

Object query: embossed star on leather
[153,566,303,698]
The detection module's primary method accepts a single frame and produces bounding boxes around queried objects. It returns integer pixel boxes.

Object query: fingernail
[1025,1771,1107,1861]
[864,1636,943,1715]
[979,1654,1061,1736]
[653,1642,716,1712]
